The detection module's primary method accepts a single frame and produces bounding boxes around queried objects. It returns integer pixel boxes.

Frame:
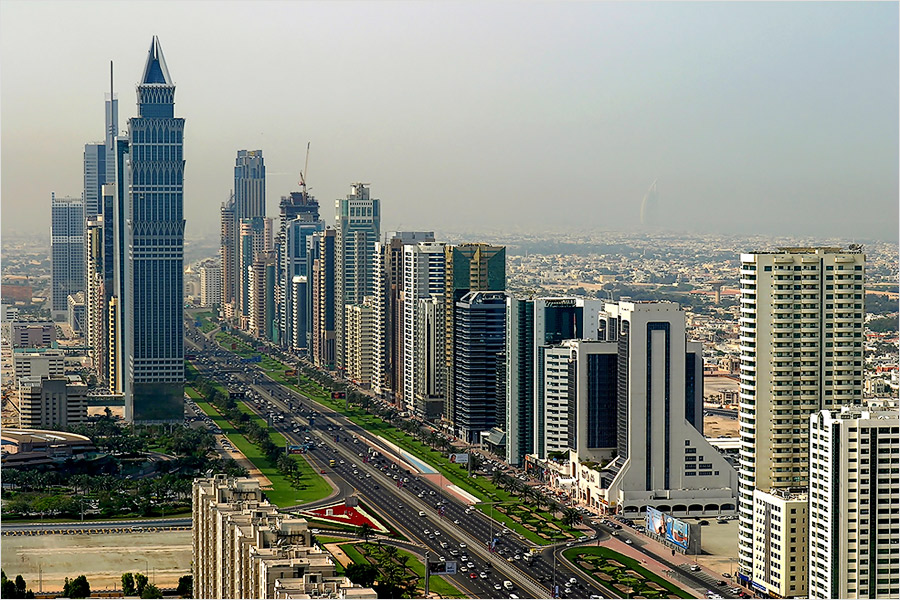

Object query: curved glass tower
[125,36,185,421]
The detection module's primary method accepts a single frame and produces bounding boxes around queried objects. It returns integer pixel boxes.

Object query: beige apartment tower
[737,247,865,597]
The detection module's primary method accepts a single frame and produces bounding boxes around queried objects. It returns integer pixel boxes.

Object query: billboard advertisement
[448,453,469,464]
[429,561,457,575]
[646,507,690,550]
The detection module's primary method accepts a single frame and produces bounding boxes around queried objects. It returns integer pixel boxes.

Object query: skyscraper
[334,184,381,371]
[403,242,446,415]
[282,215,323,351]
[737,247,865,597]
[220,193,237,317]
[248,251,277,341]
[238,217,273,322]
[808,405,899,600]
[443,243,506,426]
[125,36,185,422]
[453,291,507,443]
[309,228,336,368]
[372,231,434,405]
[50,193,85,318]
[277,190,321,350]
[234,150,266,219]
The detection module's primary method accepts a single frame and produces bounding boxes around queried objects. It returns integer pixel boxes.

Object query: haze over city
[1,1,897,242]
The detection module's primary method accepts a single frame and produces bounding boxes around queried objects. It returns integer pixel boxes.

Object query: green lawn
[563,546,694,599]
[194,400,331,507]
[338,542,465,598]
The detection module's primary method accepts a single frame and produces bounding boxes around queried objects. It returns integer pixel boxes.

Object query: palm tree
[357,522,374,542]
[561,507,580,528]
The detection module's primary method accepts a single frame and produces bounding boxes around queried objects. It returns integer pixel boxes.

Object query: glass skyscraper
[125,37,185,422]
[50,193,85,316]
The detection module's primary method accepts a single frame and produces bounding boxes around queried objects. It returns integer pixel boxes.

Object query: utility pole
[424,551,430,597]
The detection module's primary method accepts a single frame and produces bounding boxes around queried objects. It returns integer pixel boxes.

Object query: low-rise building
[17,375,88,430]
[11,321,56,348]
[750,488,809,599]
[12,350,65,385]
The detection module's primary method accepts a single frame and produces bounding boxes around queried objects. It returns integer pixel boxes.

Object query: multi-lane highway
[185,323,610,598]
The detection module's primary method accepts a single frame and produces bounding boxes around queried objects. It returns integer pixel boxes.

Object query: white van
[503,581,514,590]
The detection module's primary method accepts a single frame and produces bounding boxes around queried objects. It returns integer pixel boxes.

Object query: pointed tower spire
[141,36,172,85]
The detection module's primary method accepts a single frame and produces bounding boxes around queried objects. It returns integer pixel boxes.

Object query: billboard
[646,507,691,550]
[448,453,469,464]
[429,561,457,575]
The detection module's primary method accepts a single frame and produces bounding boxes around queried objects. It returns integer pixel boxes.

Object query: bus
[329,460,336,468]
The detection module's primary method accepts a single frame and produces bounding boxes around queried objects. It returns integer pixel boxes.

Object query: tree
[357,522,374,542]
[561,508,580,528]
[345,563,378,588]
[176,575,193,598]
[63,575,91,599]
[122,572,137,596]
[141,583,163,599]
[135,572,149,596]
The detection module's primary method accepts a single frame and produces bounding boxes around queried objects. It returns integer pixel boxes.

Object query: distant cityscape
[2,34,898,600]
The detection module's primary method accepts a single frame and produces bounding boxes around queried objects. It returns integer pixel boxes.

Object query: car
[479,572,488,579]
[689,564,701,572]
[449,549,459,556]
[319,469,326,474]
[569,578,577,584]
[453,519,460,525]
[469,573,478,579]
[566,541,574,546]
[434,530,441,536]
[459,542,467,548]
[625,539,633,545]
[459,566,468,572]
[494,584,502,591]
[513,554,521,560]
[699,520,710,526]
[423,529,430,535]
[716,580,727,587]
[460,555,468,561]
[440,542,448,549]
[717,519,728,525]
[366,473,371,478]
[467,562,474,569]
[428,534,435,539]
[722,573,732,579]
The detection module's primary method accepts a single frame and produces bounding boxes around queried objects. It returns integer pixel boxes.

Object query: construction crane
[298,142,311,200]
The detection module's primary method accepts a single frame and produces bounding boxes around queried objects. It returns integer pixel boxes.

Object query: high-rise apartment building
[737,247,866,595]
[453,291,507,443]
[221,151,266,322]
[85,217,107,383]
[309,228,336,368]
[238,217,273,321]
[51,194,85,317]
[371,231,434,404]
[345,299,376,387]
[595,302,736,515]
[334,184,380,371]
[808,406,899,600]
[199,262,222,308]
[415,294,446,421]
[220,194,237,316]
[248,251,277,341]
[403,242,446,414]
[444,244,505,425]
[125,36,185,422]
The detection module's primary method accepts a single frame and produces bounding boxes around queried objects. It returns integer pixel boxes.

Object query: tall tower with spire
[125,36,185,422]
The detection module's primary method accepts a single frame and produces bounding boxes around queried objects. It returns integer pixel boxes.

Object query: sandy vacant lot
[1,531,192,593]
[704,415,739,438]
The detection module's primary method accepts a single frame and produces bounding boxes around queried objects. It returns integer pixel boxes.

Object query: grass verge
[562,546,694,599]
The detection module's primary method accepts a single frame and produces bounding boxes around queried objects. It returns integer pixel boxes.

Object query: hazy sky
[1,1,897,242]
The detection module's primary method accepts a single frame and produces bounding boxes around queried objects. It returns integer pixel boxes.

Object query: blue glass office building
[125,37,185,422]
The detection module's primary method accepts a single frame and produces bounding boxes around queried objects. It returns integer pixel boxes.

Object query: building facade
[125,36,185,422]
[345,299,375,387]
[737,247,866,594]
[453,291,507,443]
[598,301,736,515]
[51,194,85,317]
[334,184,381,372]
[199,262,222,308]
[444,244,506,425]
[751,489,809,598]
[18,375,88,430]
[309,228,336,369]
[277,191,321,350]
[402,242,446,413]
[248,251,277,341]
[808,406,900,600]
